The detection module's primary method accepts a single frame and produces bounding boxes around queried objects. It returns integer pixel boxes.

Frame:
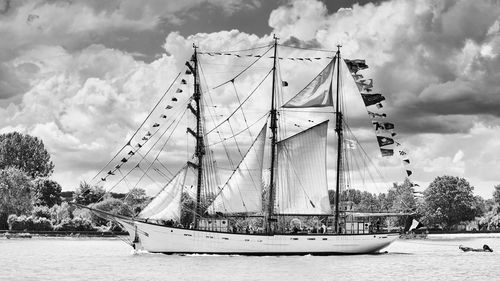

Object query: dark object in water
[459,244,493,252]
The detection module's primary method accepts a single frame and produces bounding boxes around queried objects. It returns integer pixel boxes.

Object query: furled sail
[275,121,331,214]
[207,124,267,214]
[282,59,335,108]
[137,165,188,221]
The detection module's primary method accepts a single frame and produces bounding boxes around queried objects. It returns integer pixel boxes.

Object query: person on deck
[321,223,327,234]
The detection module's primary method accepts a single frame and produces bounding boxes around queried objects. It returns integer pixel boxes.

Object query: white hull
[117,219,399,255]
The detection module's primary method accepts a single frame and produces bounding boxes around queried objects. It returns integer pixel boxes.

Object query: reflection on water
[0,236,498,280]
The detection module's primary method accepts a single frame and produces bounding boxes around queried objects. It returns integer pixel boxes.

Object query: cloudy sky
[1,0,500,198]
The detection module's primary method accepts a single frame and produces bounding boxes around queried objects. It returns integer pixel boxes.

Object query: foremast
[186,44,205,228]
[334,45,343,234]
[266,35,279,233]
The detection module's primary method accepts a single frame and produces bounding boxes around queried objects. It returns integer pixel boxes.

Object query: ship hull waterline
[117,219,399,255]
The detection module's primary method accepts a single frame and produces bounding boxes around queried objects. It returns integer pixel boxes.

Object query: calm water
[1,236,499,281]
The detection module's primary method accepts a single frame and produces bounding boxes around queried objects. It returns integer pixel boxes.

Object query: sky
[1,0,500,199]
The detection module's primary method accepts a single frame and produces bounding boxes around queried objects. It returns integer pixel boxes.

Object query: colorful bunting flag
[153,123,160,128]
[368,111,387,118]
[361,93,385,106]
[380,148,394,157]
[344,59,368,73]
[377,136,394,147]
[121,158,128,163]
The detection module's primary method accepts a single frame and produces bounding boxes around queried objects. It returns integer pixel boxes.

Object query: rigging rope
[91,72,182,182]
[206,68,273,135]
[212,46,273,89]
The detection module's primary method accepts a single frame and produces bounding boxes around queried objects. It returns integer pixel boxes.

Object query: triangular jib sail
[276,120,331,214]
[282,59,335,108]
[207,123,267,214]
[137,165,188,221]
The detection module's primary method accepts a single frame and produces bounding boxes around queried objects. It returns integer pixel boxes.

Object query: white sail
[282,59,335,108]
[138,165,188,221]
[208,124,267,214]
[276,121,331,214]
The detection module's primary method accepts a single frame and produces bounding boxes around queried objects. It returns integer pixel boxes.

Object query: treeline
[0,132,150,232]
[329,177,500,231]
[1,132,500,232]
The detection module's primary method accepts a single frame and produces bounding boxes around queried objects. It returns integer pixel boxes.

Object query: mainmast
[334,45,342,234]
[187,44,204,228]
[267,35,279,233]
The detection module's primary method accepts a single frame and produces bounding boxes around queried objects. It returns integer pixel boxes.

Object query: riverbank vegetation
[1,132,500,233]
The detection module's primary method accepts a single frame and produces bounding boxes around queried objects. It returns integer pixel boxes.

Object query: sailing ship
[83,36,408,255]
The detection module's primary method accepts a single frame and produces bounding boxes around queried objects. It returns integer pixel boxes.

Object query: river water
[1,235,499,281]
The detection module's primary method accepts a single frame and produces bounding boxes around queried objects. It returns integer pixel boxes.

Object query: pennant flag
[406,170,413,176]
[160,114,167,118]
[176,88,183,93]
[115,165,121,169]
[146,131,151,136]
[368,111,387,118]
[282,81,288,87]
[373,121,395,131]
[107,171,115,175]
[142,137,148,141]
[101,178,106,182]
[403,159,410,165]
[353,74,363,81]
[172,97,178,102]
[153,123,160,128]
[166,105,173,109]
[128,151,135,155]
[361,93,385,106]
[344,59,368,73]
[377,136,394,147]
[408,219,423,231]
[137,143,143,148]
[282,59,335,108]
[181,79,187,84]
[380,148,394,157]
[121,158,128,163]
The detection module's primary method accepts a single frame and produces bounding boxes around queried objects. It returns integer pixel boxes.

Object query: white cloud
[2,0,500,199]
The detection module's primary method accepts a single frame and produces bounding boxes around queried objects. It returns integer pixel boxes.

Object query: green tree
[91,198,133,230]
[0,132,54,178]
[493,184,500,205]
[0,168,34,229]
[32,178,62,207]
[387,179,417,213]
[74,181,106,205]
[124,187,150,214]
[420,175,479,229]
